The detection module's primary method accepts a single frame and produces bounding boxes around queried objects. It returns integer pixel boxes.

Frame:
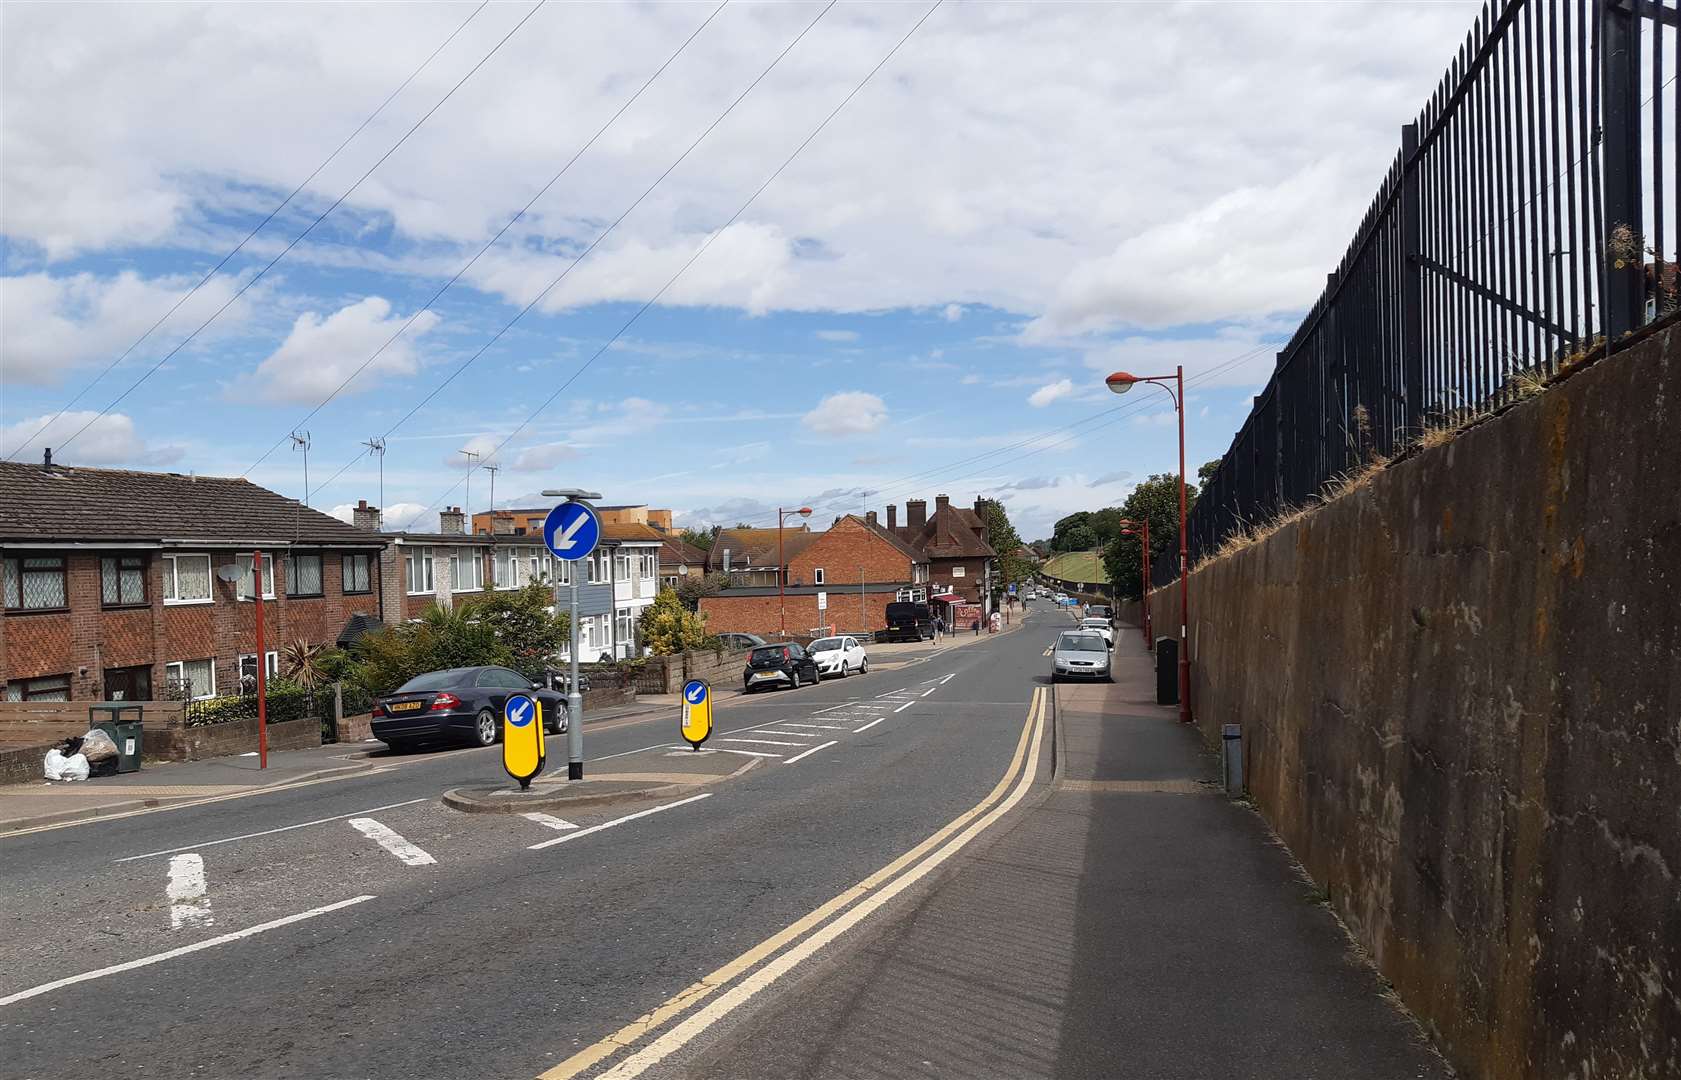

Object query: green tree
[1197,458,1222,489]
[1062,523,1098,551]
[464,582,570,679]
[1050,511,1093,551]
[1088,507,1126,547]
[675,570,729,611]
[1100,473,1201,600]
[976,499,1034,587]
[639,589,711,655]
[352,602,512,693]
[678,525,718,550]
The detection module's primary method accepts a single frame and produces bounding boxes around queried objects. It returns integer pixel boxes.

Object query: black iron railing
[1160,0,1678,586]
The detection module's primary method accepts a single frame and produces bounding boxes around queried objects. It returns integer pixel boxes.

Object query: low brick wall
[337,712,373,743]
[580,684,634,712]
[145,716,321,762]
[0,745,45,786]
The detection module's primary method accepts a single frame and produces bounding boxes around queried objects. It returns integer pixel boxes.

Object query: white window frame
[614,551,631,581]
[951,566,966,578]
[405,546,435,595]
[451,548,484,592]
[163,553,213,605]
[494,548,516,590]
[813,567,825,586]
[166,658,217,700]
[237,652,280,681]
[236,554,276,601]
[615,606,634,650]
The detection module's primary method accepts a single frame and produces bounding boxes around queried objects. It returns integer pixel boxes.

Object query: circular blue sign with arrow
[543,501,601,562]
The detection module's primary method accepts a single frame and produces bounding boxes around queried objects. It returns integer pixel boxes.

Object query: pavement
[0,608,1446,1079]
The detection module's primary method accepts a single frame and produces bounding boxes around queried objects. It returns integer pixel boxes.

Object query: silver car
[1052,631,1112,682]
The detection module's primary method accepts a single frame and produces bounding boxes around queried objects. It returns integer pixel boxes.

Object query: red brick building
[883,495,998,608]
[699,515,929,638]
[0,460,388,702]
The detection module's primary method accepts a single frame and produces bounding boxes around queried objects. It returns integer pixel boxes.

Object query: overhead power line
[387,0,944,533]
[48,0,552,459]
[240,0,731,478]
[3,1,495,462]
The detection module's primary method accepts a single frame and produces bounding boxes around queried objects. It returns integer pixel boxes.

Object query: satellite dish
[216,565,244,583]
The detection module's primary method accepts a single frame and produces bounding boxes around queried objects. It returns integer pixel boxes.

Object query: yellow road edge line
[539,687,1044,1080]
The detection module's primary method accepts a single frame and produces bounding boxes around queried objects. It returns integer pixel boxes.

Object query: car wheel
[839,662,849,678]
[860,657,869,674]
[790,670,802,690]
[473,709,498,747]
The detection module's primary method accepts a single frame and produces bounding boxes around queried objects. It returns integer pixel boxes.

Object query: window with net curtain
[164,553,212,602]
[3,556,67,610]
[287,553,323,596]
[101,555,146,606]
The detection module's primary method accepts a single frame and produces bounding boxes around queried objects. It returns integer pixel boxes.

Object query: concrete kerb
[441,755,760,815]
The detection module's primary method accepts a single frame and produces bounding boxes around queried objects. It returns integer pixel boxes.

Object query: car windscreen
[1059,634,1106,653]
[809,637,843,652]
[396,669,465,692]
[749,646,786,662]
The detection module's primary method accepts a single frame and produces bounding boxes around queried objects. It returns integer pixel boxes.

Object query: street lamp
[1118,519,1151,647]
[1106,366,1190,724]
[777,505,813,637]
[542,487,602,781]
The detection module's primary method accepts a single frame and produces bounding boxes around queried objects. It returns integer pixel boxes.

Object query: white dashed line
[894,701,914,713]
[783,740,839,765]
[166,854,213,930]
[521,812,579,831]
[939,673,956,685]
[720,738,809,747]
[921,687,937,697]
[756,730,821,738]
[776,722,852,731]
[114,798,430,863]
[810,701,861,715]
[529,793,713,850]
[855,718,886,733]
[696,747,782,758]
[349,818,437,867]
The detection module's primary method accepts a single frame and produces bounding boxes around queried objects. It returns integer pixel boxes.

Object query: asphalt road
[0,609,1065,1080]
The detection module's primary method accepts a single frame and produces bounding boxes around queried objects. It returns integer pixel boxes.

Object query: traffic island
[441,750,759,814]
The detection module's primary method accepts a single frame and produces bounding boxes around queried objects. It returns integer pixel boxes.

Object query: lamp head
[1105,371,1139,395]
[797,506,812,517]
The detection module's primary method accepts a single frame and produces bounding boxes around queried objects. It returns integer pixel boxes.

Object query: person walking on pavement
[933,614,945,642]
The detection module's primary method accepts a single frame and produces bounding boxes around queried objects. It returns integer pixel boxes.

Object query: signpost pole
[540,489,602,784]
[253,549,268,770]
[567,576,582,780]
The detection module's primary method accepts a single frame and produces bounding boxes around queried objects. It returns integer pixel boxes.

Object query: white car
[1078,618,1114,648]
[808,635,869,679]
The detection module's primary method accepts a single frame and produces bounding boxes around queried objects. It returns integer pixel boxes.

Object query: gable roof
[0,461,384,546]
[707,526,816,570]
[911,503,997,559]
[601,521,665,543]
[659,537,707,567]
[837,514,928,564]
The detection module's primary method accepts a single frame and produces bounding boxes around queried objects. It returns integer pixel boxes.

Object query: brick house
[0,459,388,702]
[705,525,817,588]
[658,536,707,590]
[883,495,998,610]
[699,514,929,638]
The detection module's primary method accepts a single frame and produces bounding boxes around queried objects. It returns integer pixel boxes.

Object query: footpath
[672,627,1450,1079]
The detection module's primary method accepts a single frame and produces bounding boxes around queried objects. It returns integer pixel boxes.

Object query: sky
[1,0,1480,541]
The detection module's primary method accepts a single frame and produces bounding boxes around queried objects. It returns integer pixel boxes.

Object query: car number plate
[388,701,424,713]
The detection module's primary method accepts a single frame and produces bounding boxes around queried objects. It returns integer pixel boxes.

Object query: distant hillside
[1042,549,1109,585]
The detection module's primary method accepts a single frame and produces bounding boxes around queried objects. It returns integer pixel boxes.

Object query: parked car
[808,635,869,679]
[715,632,769,650]
[880,601,935,642]
[1051,631,1112,682]
[372,666,569,751]
[743,642,820,692]
[1079,617,1115,648]
[1088,605,1113,621]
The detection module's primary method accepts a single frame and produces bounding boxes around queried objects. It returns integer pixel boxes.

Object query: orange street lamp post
[1118,518,1151,647]
[1106,366,1190,724]
[777,505,813,636]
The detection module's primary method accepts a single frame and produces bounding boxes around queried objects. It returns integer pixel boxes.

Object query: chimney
[353,499,381,532]
[723,548,732,572]
[42,448,53,472]
[935,494,951,513]
[906,499,927,531]
[887,504,898,531]
[492,511,514,535]
[974,497,986,518]
[866,511,879,526]
[439,506,465,535]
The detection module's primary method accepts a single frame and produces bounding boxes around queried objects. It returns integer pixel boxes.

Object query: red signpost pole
[1173,365,1190,725]
[253,549,268,769]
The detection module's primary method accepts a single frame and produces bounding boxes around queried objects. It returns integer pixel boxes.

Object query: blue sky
[0,1,1478,540]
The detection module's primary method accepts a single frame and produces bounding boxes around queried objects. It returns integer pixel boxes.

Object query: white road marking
[939,673,956,684]
[114,798,431,863]
[720,738,808,747]
[529,793,713,850]
[855,718,886,733]
[348,818,437,866]
[894,701,915,713]
[521,812,579,831]
[166,854,213,930]
[755,730,821,738]
[777,722,852,730]
[0,896,376,1008]
[810,701,860,715]
[921,687,938,697]
[783,740,838,765]
[875,689,910,698]
[698,747,781,758]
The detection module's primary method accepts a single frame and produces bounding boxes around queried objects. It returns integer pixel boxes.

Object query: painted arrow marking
[686,684,706,703]
[551,512,589,551]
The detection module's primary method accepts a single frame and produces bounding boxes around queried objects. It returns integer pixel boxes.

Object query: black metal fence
[1161,0,1678,585]
[178,681,320,729]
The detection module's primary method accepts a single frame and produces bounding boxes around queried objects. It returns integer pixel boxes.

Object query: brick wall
[146,715,320,761]
[789,518,916,587]
[928,555,991,603]
[700,591,895,638]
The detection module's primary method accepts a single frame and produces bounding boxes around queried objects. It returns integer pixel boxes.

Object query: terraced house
[0,457,387,702]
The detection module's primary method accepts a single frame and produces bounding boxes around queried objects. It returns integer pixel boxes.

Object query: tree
[1050,511,1093,551]
[1088,507,1126,547]
[639,589,711,655]
[1062,523,1098,550]
[1197,458,1222,489]
[352,602,512,693]
[1099,472,1201,600]
[281,639,328,689]
[975,498,1034,587]
[675,570,729,610]
[678,525,718,551]
[465,582,570,679]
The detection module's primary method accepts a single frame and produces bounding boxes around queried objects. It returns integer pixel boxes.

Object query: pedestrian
[972,617,981,636]
[934,614,945,642]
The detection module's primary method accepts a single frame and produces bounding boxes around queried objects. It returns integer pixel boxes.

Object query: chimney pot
[935,494,951,511]
[439,507,466,535]
[887,504,898,531]
[352,500,382,532]
[907,499,927,531]
[866,511,878,526]
[42,448,53,471]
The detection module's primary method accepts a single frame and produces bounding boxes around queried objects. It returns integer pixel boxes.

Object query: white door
[845,637,865,667]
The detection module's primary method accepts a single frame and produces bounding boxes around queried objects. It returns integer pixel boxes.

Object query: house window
[286,553,323,597]
[100,555,147,607]
[342,553,373,594]
[166,659,216,700]
[451,548,484,592]
[589,549,609,584]
[494,548,516,589]
[405,547,434,594]
[951,566,966,578]
[163,554,213,604]
[236,554,276,600]
[3,555,67,611]
[4,673,71,701]
[615,551,631,581]
[237,653,280,688]
[103,665,152,701]
[813,568,825,586]
[615,607,634,650]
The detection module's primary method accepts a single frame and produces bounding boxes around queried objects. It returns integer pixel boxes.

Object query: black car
[716,632,769,650]
[743,642,820,692]
[372,666,569,750]
[880,601,934,642]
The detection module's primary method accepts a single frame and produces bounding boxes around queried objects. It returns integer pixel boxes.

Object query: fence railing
[1162,0,1678,584]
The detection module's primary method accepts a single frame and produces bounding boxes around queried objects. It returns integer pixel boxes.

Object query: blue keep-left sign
[543,501,600,562]
[505,694,536,728]
[683,680,708,706]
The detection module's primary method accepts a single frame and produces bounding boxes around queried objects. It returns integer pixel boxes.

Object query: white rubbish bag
[44,748,90,782]
[43,748,68,780]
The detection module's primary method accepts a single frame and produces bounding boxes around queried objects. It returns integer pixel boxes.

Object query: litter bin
[89,703,143,773]
[1154,637,1179,705]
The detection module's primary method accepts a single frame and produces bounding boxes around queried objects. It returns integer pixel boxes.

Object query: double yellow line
[542,686,1050,1079]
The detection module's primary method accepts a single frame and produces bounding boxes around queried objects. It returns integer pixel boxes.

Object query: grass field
[1041,549,1108,585]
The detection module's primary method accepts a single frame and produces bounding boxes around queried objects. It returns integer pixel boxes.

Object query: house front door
[103,665,153,701]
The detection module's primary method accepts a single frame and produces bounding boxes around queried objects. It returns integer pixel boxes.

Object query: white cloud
[942,304,963,322]
[1,411,181,467]
[815,329,859,343]
[960,374,982,385]
[1028,378,1074,408]
[511,441,577,472]
[1092,470,1133,486]
[443,433,503,470]
[247,297,439,404]
[379,502,435,531]
[803,391,887,437]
